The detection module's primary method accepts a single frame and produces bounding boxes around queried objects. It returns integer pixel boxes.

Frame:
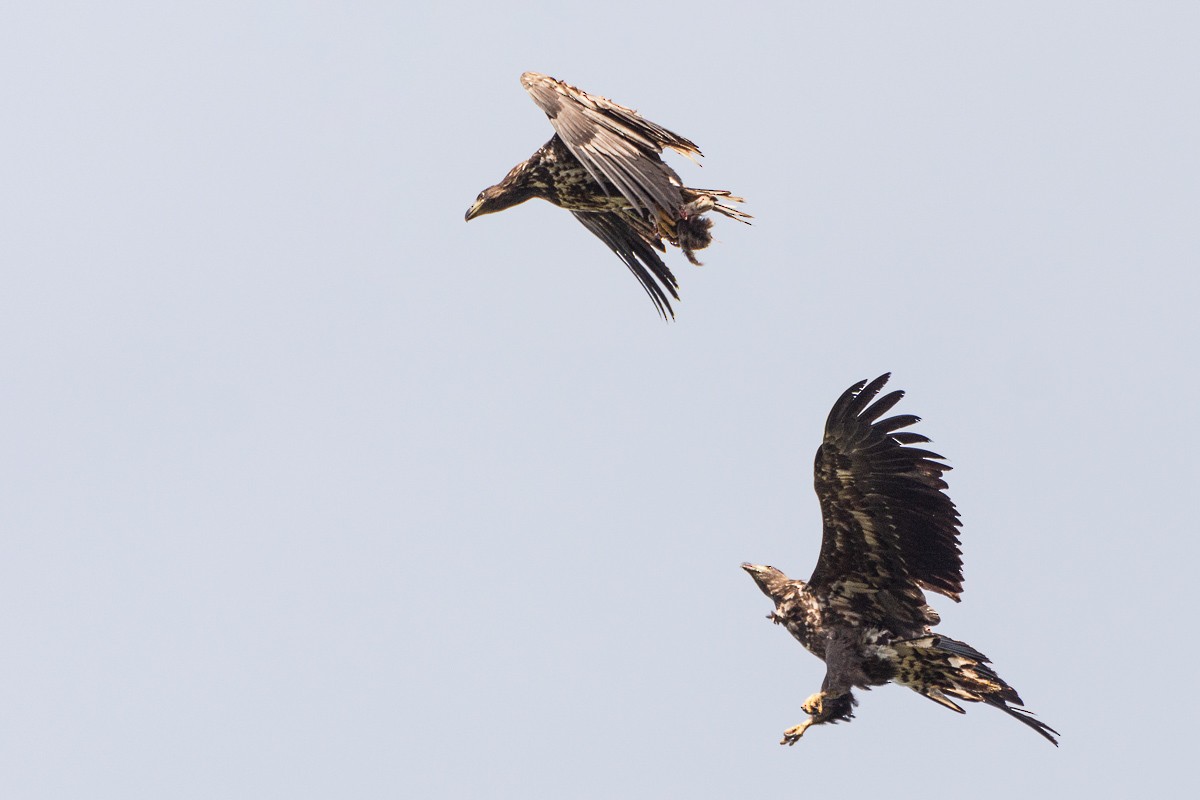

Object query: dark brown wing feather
[522,72,696,218]
[570,211,679,320]
[808,374,964,605]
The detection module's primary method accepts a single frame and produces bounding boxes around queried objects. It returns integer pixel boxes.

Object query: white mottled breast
[774,589,826,658]
[549,164,631,211]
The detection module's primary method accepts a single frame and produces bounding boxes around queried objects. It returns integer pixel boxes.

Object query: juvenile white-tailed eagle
[743,374,1058,746]
[465,72,749,319]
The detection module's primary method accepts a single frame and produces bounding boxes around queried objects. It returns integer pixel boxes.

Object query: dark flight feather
[570,212,679,320]
[809,373,964,604]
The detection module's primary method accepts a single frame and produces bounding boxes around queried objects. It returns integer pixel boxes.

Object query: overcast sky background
[3,2,1198,798]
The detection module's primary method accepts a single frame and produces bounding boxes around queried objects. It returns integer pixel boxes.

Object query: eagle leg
[801,691,827,716]
[780,718,816,746]
[779,691,857,746]
[680,195,715,218]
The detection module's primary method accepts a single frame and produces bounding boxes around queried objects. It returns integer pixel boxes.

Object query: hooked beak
[742,563,778,601]
[464,199,485,222]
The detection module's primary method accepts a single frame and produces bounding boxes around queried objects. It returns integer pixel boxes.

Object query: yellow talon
[780,718,815,746]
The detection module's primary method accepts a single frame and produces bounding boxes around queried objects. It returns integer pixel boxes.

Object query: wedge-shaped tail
[892,635,1059,746]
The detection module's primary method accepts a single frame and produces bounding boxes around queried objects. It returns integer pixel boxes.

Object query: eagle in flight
[743,374,1058,746]
[465,72,749,319]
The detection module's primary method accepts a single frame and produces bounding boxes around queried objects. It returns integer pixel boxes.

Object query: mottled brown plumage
[465,72,748,319]
[743,374,1058,746]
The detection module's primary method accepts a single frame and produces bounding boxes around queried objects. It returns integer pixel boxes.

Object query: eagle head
[741,563,792,602]
[465,161,540,221]
[465,185,508,221]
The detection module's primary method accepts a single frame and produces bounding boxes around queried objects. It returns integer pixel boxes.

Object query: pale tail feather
[892,635,1059,746]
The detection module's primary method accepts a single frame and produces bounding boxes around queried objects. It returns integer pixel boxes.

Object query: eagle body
[755,569,916,708]
[743,375,1058,746]
[498,136,636,214]
[466,73,748,319]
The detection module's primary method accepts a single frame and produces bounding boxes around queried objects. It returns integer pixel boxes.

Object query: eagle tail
[680,188,752,224]
[892,635,1059,746]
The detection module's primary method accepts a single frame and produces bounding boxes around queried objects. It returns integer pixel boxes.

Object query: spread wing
[807,374,964,622]
[571,212,679,319]
[522,72,697,218]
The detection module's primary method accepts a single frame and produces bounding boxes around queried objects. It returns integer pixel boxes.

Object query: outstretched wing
[570,211,679,320]
[522,72,696,218]
[807,374,964,617]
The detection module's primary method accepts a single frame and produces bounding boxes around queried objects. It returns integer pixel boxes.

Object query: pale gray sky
[3,2,1198,798]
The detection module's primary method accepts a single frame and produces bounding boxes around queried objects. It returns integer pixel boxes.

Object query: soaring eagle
[742,374,1058,746]
[465,72,749,319]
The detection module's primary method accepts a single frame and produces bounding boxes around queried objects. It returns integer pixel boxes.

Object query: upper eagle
[742,374,1058,746]
[465,72,749,319]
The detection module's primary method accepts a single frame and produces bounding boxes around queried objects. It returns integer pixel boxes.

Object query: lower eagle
[743,374,1058,746]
